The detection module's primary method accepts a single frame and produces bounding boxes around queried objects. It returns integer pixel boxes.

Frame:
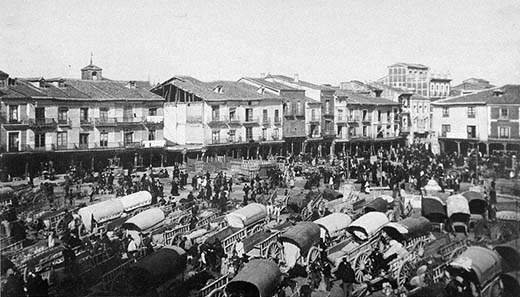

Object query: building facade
[0,64,164,176]
[386,63,430,97]
[432,85,520,155]
[450,78,495,96]
[152,77,284,160]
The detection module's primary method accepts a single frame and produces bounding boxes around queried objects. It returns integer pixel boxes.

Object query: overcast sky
[1,0,519,86]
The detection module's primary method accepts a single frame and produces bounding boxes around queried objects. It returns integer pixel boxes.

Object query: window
[148,129,156,141]
[467,107,475,118]
[274,109,280,123]
[311,109,316,121]
[246,127,253,140]
[212,131,220,144]
[261,128,267,140]
[123,106,133,120]
[362,110,368,121]
[442,107,449,117]
[297,101,304,115]
[467,125,476,138]
[263,109,268,123]
[58,107,68,123]
[377,111,382,122]
[441,124,450,137]
[245,108,253,122]
[100,131,108,147]
[229,107,237,121]
[148,108,157,116]
[500,108,509,119]
[79,133,89,148]
[325,100,330,114]
[212,106,220,121]
[8,105,18,122]
[337,109,343,121]
[124,131,134,145]
[35,107,45,121]
[0,79,5,88]
[100,108,109,121]
[499,127,510,139]
[273,128,279,139]
[57,132,67,148]
[8,132,19,152]
[80,108,89,122]
[35,133,45,148]
[362,126,368,137]
[228,130,236,142]
[386,111,390,122]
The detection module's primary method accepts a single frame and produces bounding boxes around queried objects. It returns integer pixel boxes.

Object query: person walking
[334,258,356,297]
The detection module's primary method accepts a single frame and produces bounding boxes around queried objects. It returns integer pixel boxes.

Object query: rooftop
[452,78,495,91]
[1,77,162,101]
[389,63,429,69]
[335,89,399,106]
[155,76,284,101]
[240,77,301,91]
[433,85,520,105]
[268,74,335,91]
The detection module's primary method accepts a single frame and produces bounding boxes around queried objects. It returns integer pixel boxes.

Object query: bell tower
[81,53,102,80]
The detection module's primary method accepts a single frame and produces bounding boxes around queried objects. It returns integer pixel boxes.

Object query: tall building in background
[381,62,451,99]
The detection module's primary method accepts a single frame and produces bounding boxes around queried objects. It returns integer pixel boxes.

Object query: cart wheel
[413,239,426,257]
[354,252,373,282]
[397,260,414,288]
[267,241,282,261]
[306,246,320,265]
[301,207,310,220]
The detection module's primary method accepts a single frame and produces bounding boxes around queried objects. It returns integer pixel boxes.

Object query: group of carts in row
[2,181,520,297]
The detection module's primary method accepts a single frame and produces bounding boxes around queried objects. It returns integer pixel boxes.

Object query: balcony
[142,140,166,148]
[243,117,260,125]
[57,118,72,127]
[95,117,118,127]
[274,117,281,125]
[348,116,360,123]
[309,117,320,124]
[124,142,143,148]
[80,118,94,127]
[144,116,163,128]
[262,117,271,125]
[362,115,372,123]
[1,114,30,129]
[117,117,144,126]
[229,116,241,125]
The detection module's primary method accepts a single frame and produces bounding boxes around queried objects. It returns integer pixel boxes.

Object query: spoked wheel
[207,287,226,297]
[412,239,426,257]
[354,252,373,282]
[178,215,191,225]
[267,241,283,262]
[397,260,415,288]
[306,246,320,266]
[301,207,311,220]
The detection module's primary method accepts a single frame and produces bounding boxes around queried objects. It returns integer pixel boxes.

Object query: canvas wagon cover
[226,259,281,297]
[122,208,165,232]
[347,212,389,241]
[446,194,470,218]
[449,246,502,285]
[119,191,152,212]
[78,199,124,230]
[225,203,266,229]
[279,222,321,256]
[421,196,447,223]
[383,216,431,242]
[314,213,352,237]
[494,239,520,272]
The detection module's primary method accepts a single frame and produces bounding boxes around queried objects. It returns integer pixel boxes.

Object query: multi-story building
[333,89,402,154]
[450,78,495,96]
[381,63,451,99]
[265,74,337,156]
[0,63,165,176]
[239,76,321,156]
[432,85,520,155]
[151,76,284,160]
[386,63,430,97]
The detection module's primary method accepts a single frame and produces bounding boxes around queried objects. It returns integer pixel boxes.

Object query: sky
[1,0,519,86]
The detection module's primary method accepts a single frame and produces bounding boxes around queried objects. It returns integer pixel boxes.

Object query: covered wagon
[347,212,389,242]
[382,216,432,243]
[461,191,488,215]
[421,196,447,230]
[364,197,390,214]
[78,199,124,231]
[273,222,321,268]
[225,259,282,297]
[122,208,165,233]
[501,271,520,297]
[119,191,152,213]
[225,203,267,229]
[314,213,352,242]
[111,245,187,296]
[494,239,520,272]
[447,194,471,233]
[448,246,503,297]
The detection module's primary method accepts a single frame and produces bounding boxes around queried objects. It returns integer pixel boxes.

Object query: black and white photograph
[1,1,520,296]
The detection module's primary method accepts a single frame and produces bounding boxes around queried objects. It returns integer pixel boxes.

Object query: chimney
[294,73,299,83]
[128,81,136,89]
